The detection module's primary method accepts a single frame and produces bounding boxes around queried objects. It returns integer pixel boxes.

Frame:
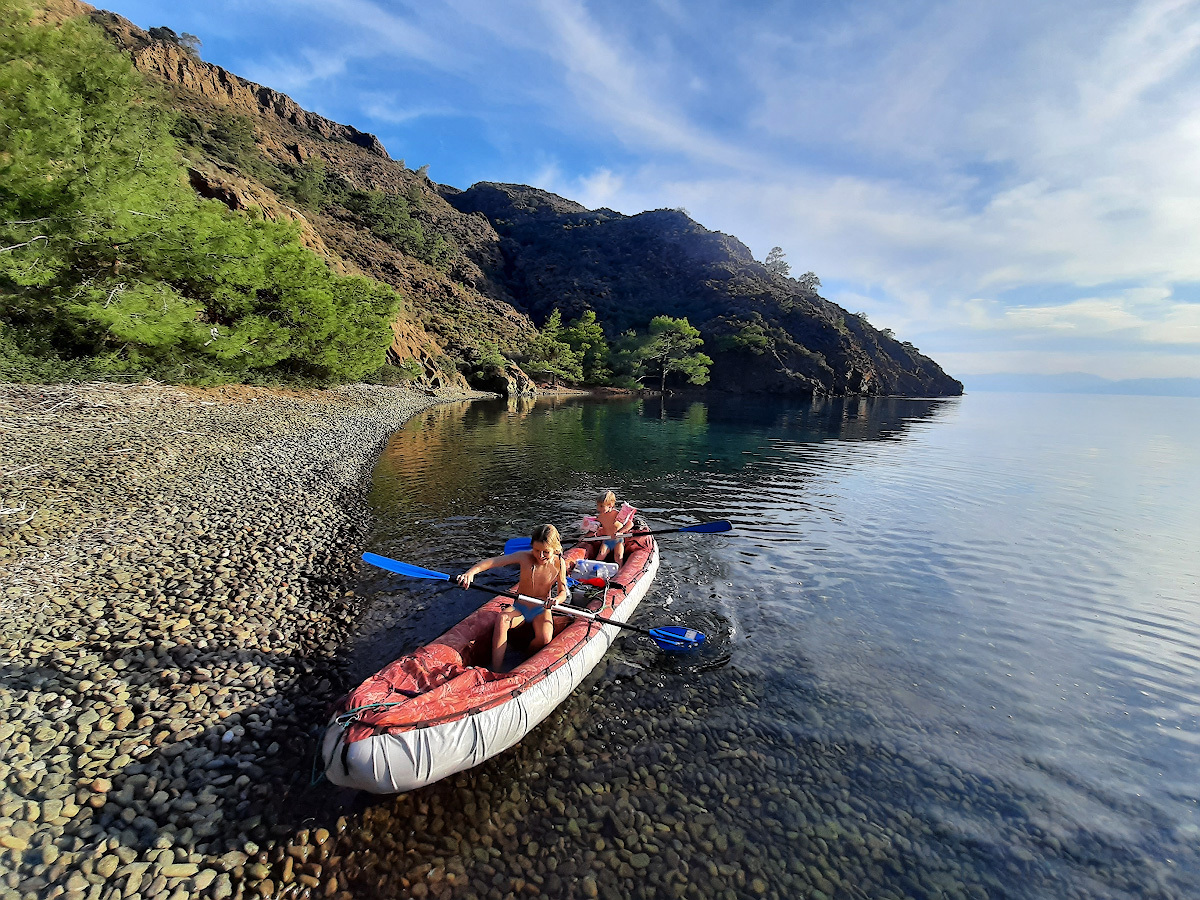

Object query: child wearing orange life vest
[593,490,635,566]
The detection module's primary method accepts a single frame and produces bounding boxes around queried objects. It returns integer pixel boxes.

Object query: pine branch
[1,236,48,253]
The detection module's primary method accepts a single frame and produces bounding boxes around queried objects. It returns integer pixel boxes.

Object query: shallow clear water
[339,392,1200,900]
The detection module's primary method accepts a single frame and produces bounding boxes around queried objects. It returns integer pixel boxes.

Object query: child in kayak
[458,524,569,672]
[593,490,635,566]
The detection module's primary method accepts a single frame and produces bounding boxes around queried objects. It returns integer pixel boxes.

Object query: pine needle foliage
[0,2,400,384]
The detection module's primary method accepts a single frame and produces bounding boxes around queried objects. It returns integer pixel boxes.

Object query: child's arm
[548,560,570,607]
[457,552,522,588]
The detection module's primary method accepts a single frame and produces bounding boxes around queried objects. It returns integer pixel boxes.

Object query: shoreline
[0,381,491,900]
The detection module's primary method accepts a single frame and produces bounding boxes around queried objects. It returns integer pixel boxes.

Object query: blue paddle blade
[504,538,531,554]
[681,520,732,534]
[648,625,706,652]
[362,552,452,581]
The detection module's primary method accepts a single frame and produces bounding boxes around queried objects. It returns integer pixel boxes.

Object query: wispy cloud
[957,289,1200,345]
[259,0,452,68]
[239,48,350,95]
[358,94,460,126]
[524,0,755,168]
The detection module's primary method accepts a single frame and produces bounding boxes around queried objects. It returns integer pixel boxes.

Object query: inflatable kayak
[319,534,659,793]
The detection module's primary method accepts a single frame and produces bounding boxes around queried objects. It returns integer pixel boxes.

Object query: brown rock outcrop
[386,320,472,392]
[88,10,388,157]
[472,362,538,399]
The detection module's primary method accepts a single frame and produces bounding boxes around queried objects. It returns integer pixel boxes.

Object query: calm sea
[338,392,1200,900]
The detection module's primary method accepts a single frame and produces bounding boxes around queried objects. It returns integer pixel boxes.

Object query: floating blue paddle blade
[678,520,732,534]
[648,625,707,652]
[503,538,529,554]
[362,552,452,581]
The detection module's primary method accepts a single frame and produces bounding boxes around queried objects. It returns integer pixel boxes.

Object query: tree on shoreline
[521,309,583,386]
[560,309,611,383]
[619,316,712,393]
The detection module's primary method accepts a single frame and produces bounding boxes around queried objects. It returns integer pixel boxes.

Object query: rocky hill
[445,183,962,396]
[66,0,535,394]
[61,1,960,398]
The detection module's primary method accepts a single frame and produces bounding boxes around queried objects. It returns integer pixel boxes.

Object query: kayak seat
[365,643,468,699]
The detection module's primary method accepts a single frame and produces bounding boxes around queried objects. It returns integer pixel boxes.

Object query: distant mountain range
[963,374,1200,397]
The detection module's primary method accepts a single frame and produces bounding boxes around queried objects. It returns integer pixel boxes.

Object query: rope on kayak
[309,697,424,785]
[334,700,412,726]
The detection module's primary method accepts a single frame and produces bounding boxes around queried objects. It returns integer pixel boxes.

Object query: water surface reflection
[316,393,1198,900]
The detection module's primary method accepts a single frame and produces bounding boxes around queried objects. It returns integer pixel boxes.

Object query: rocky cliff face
[61,2,960,398]
[71,2,535,394]
[445,183,962,397]
[91,9,388,156]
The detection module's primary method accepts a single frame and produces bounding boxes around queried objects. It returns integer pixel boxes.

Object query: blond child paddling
[457,524,569,672]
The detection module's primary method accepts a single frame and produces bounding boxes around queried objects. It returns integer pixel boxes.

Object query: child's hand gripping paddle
[361,553,706,652]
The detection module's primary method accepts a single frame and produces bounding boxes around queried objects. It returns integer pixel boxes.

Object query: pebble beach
[0,380,488,900]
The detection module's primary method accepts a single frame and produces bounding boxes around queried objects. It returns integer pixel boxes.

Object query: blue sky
[98,0,1200,379]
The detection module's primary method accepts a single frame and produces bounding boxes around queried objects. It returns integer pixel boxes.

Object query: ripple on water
[329,393,1200,899]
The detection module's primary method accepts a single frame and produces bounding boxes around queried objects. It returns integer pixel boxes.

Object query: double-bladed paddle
[503,519,732,554]
[361,552,705,652]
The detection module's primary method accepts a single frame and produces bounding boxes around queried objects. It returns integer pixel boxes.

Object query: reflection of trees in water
[648,393,957,442]
[369,394,959,546]
[376,394,958,504]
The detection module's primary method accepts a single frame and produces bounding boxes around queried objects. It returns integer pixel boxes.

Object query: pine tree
[0,4,400,384]
[764,246,791,278]
[523,309,583,386]
[627,316,712,393]
[560,310,611,383]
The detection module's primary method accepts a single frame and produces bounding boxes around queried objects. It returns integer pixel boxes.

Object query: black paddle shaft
[579,520,732,542]
[459,579,659,639]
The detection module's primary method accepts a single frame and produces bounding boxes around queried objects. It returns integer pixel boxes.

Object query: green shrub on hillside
[289,157,328,210]
[0,4,400,385]
[365,359,421,385]
[171,109,285,190]
[345,188,451,270]
[714,317,772,355]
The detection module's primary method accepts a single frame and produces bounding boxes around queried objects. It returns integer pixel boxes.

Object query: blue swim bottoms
[513,597,548,619]
[603,538,620,551]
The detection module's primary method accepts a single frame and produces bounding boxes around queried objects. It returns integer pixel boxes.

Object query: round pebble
[0,381,487,899]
